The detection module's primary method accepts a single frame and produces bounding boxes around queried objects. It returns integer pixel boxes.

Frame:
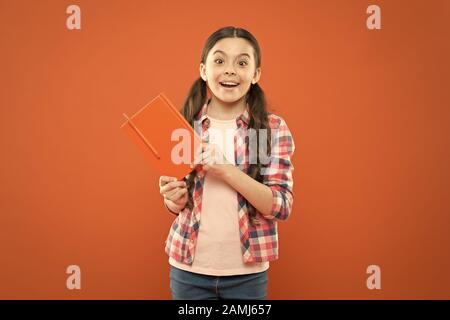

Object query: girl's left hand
[191,142,233,179]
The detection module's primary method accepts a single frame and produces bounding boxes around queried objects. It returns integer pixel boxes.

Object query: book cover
[121,93,201,180]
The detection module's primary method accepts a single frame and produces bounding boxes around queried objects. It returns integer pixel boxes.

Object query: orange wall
[1,0,449,299]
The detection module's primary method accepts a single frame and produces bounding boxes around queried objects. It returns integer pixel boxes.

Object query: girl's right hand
[159,176,188,213]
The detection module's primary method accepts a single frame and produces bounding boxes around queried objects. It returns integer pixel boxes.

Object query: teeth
[221,82,238,85]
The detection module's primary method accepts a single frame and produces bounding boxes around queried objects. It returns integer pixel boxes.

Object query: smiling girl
[159,26,296,300]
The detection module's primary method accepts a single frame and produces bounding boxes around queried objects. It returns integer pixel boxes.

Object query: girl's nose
[224,65,236,75]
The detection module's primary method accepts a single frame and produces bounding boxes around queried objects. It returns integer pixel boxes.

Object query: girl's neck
[207,96,246,121]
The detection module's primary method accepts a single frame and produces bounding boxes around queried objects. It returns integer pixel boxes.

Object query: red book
[121,93,201,180]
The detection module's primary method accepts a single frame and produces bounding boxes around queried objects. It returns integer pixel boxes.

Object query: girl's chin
[210,88,246,102]
[214,95,245,105]
[218,87,239,94]
[216,89,242,98]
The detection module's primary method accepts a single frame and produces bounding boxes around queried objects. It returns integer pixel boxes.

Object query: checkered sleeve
[262,116,296,221]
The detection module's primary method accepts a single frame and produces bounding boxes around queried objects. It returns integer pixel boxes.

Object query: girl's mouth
[220,82,240,89]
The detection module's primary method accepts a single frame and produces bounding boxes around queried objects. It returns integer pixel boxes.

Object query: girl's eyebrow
[213,50,251,59]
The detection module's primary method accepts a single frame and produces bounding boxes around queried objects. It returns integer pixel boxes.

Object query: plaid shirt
[164,101,295,264]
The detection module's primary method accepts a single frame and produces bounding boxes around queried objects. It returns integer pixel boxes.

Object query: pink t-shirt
[169,115,269,276]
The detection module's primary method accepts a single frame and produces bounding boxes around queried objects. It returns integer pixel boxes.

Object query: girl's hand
[191,143,233,179]
[159,176,188,213]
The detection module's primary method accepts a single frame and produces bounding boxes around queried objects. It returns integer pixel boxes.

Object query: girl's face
[200,37,261,104]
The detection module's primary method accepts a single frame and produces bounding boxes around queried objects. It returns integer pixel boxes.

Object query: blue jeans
[169,265,268,300]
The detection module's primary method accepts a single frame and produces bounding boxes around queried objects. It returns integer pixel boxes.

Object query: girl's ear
[252,67,261,84]
[199,63,207,81]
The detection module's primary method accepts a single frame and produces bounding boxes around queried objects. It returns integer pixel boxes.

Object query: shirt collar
[197,98,251,127]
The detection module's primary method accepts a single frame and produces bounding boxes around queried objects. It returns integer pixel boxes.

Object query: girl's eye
[214,59,248,66]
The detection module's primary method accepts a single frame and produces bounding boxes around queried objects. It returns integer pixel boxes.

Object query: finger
[194,143,204,156]
[198,146,209,160]
[169,180,187,188]
[167,186,187,200]
[172,188,188,201]
[203,145,218,159]
[194,143,211,160]
[159,176,177,187]
[205,158,215,166]
[202,144,213,154]
[166,187,181,200]
[201,154,212,165]
[160,181,186,195]
[194,150,206,165]
[164,198,182,211]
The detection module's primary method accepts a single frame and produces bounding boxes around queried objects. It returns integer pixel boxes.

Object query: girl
[159,26,295,300]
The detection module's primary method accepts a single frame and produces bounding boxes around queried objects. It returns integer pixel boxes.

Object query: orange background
[1,0,449,299]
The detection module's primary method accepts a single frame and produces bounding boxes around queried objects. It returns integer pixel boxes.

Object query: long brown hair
[181,26,271,226]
